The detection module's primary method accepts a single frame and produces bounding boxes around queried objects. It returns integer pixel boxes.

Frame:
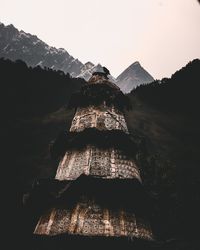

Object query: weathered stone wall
[55,147,141,181]
[70,106,128,133]
[34,75,153,241]
[88,74,119,90]
[34,198,153,240]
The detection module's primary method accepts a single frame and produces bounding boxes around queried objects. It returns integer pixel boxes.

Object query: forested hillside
[0,58,85,249]
[126,59,200,246]
[1,58,200,249]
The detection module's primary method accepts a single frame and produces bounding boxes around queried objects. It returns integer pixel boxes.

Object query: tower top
[90,64,110,78]
[88,64,119,90]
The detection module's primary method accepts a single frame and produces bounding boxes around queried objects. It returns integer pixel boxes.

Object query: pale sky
[0,0,200,79]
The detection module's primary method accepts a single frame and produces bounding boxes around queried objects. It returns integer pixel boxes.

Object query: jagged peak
[19,30,32,38]
[129,61,141,68]
[1,22,19,36]
[116,60,154,93]
[6,23,16,30]
[0,22,84,75]
[85,61,94,67]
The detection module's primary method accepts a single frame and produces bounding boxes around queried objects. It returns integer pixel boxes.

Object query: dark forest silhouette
[127,58,200,247]
[0,58,85,119]
[132,59,200,116]
[1,58,200,249]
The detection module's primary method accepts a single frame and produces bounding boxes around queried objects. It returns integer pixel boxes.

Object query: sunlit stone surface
[34,199,153,240]
[70,106,128,133]
[34,71,153,241]
[55,147,141,181]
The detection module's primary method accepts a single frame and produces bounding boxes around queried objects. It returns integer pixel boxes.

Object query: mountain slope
[0,22,154,91]
[126,58,200,241]
[0,22,84,75]
[1,56,200,249]
[116,61,154,93]
[0,58,85,120]
[77,61,95,80]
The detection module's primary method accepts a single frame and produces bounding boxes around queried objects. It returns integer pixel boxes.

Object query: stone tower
[33,67,154,246]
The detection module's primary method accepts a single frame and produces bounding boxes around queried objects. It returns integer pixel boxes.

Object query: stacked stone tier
[70,105,128,133]
[34,199,153,240]
[56,147,141,181]
[33,74,154,240]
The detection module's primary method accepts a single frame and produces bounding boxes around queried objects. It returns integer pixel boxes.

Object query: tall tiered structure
[33,67,154,246]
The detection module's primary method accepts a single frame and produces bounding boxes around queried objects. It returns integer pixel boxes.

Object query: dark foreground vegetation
[126,58,200,246]
[1,58,200,249]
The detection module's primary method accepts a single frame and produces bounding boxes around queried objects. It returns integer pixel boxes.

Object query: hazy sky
[0,0,200,78]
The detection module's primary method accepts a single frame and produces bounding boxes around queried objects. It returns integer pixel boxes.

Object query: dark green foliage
[127,59,200,241]
[0,58,84,248]
[1,57,200,249]
[25,175,152,217]
[31,234,157,250]
[0,57,85,118]
[68,83,132,111]
[133,59,200,116]
[50,128,139,159]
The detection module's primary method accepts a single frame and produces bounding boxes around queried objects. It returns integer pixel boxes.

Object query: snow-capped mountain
[0,22,83,75]
[116,61,154,93]
[0,22,154,92]
[78,61,154,93]
[78,61,95,80]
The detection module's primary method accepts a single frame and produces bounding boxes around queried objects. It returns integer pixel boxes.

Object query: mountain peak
[116,61,154,93]
[5,23,16,30]
[0,21,154,92]
[131,61,141,67]
[0,22,84,76]
[85,61,94,67]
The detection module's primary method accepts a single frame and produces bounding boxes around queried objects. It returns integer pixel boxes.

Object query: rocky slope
[0,22,154,92]
[0,22,83,75]
[116,61,154,93]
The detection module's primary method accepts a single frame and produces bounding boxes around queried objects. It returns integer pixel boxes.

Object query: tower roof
[91,64,110,76]
[88,65,120,90]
